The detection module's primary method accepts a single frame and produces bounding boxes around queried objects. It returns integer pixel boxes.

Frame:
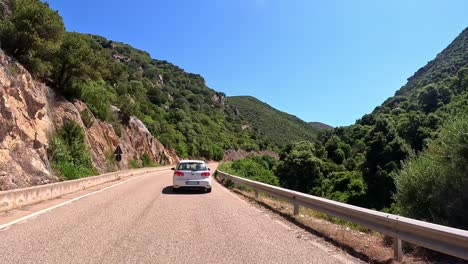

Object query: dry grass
[223,183,467,264]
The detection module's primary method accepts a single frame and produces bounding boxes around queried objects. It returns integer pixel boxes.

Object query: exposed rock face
[211,93,225,107]
[157,74,164,86]
[121,116,178,166]
[0,52,56,190]
[0,0,11,20]
[0,51,178,190]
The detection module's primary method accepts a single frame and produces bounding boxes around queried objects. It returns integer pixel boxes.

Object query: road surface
[0,165,360,264]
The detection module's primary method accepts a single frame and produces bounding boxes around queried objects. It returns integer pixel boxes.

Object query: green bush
[140,153,157,167]
[313,171,366,204]
[128,159,141,169]
[276,141,324,192]
[219,156,279,186]
[0,0,64,77]
[7,63,20,76]
[109,118,123,138]
[80,109,94,128]
[48,120,97,180]
[393,116,468,228]
[105,149,118,172]
[73,80,116,121]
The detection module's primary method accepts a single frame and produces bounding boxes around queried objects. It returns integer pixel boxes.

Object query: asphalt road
[0,165,359,264]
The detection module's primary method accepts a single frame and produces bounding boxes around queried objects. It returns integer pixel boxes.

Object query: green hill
[366,27,468,152]
[271,26,468,212]
[226,27,468,228]
[308,122,333,131]
[227,96,319,150]
[0,0,321,160]
[0,0,260,160]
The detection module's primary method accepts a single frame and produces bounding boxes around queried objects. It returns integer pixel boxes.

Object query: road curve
[0,164,359,264]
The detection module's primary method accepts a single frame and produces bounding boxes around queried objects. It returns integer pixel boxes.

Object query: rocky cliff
[0,51,178,190]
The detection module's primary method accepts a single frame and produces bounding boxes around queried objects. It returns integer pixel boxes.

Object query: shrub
[393,116,468,229]
[7,63,20,76]
[105,149,118,172]
[276,141,324,192]
[80,109,94,128]
[48,120,97,180]
[73,80,116,121]
[129,159,141,169]
[219,156,279,186]
[313,171,366,205]
[140,153,157,167]
[0,0,64,77]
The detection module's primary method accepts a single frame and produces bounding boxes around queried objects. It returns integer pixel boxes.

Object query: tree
[325,135,351,164]
[313,170,366,205]
[220,156,280,186]
[418,84,440,112]
[455,67,468,93]
[52,32,101,91]
[394,116,468,229]
[116,94,137,124]
[397,111,432,152]
[362,118,410,209]
[73,80,116,121]
[276,141,324,193]
[0,0,64,77]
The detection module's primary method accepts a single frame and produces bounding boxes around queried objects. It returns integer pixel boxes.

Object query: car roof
[178,160,206,163]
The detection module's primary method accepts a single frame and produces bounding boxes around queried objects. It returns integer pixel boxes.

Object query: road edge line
[0,173,149,230]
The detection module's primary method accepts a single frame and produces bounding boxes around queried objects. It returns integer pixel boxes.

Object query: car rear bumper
[173,178,212,189]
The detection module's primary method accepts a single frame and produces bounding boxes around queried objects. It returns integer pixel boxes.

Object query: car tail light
[201,172,210,177]
[175,171,184,176]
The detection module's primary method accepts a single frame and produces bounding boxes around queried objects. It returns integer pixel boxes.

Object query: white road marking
[0,173,150,231]
[215,178,363,264]
[274,219,292,230]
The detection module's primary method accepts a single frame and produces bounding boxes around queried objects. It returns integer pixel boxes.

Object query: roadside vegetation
[218,155,279,186]
[393,116,468,229]
[1,0,467,232]
[48,120,98,180]
[128,153,159,169]
[220,27,468,231]
[0,0,265,163]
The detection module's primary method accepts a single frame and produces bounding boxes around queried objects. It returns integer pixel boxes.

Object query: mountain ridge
[227,96,320,150]
[308,122,333,131]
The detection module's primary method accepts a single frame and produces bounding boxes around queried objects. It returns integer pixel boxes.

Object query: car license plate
[186,181,199,185]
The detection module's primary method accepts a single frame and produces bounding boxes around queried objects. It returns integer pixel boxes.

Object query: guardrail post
[254,190,259,198]
[394,237,402,262]
[293,203,299,215]
[216,169,468,261]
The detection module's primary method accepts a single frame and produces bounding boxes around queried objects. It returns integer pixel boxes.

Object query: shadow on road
[162,186,207,195]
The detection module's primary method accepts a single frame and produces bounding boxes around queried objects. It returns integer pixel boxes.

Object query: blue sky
[46,0,467,127]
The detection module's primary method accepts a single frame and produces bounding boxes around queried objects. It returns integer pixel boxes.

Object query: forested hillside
[308,122,333,131]
[227,96,319,150]
[1,0,467,228]
[223,27,468,229]
[0,0,280,162]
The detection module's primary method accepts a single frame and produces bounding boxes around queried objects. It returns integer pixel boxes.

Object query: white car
[172,160,212,193]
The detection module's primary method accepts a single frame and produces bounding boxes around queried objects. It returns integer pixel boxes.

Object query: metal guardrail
[216,170,468,262]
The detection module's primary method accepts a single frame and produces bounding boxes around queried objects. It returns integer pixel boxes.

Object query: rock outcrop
[0,51,178,190]
[0,52,55,190]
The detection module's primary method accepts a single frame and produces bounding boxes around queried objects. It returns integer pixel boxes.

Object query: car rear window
[177,162,207,171]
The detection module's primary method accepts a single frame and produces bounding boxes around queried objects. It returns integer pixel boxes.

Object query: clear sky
[46,0,467,127]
